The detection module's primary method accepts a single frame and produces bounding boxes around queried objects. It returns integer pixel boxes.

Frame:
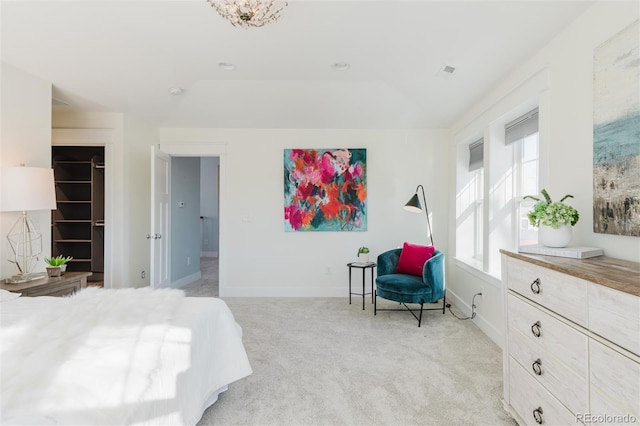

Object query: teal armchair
[375,249,446,326]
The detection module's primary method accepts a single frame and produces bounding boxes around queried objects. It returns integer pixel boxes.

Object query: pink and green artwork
[284,148,367,232]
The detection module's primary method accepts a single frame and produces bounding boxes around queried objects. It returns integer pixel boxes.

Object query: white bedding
[0,288,252,425]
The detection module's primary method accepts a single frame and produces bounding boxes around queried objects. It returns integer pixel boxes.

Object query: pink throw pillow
[395,242,436,276]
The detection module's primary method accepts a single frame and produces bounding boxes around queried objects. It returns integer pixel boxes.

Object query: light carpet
[197,296,517,426]
[182,257,219,297]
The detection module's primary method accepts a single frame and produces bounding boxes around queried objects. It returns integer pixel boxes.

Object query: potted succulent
[357,246,370,263]
[524,189,580,247]
[44,255,73,277]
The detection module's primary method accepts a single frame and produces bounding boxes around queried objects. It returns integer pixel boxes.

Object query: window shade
[468,138,484,171]
[505,108,538,145]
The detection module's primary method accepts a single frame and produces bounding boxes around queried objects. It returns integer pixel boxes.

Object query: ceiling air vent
[442,65,456,74]
[436,64,457,80]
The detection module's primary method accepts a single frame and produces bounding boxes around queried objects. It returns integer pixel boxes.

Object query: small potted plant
[524,189,579,247]
[44,255,73,277]
[357,246,370,263]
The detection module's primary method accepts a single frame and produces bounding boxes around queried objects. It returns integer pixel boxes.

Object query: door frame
[52,128,114,289]
[153,143,226,292]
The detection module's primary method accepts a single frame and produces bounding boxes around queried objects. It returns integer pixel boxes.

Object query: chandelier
[207,0,288,29]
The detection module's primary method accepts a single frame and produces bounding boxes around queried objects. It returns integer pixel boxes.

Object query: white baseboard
[172,271,202,289]
[220,286,348,298]
[201,251,218,258]
[447,289,503,349]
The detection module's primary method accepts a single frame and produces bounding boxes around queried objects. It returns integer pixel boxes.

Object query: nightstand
[347,262,376,310]
[0,272,92,297]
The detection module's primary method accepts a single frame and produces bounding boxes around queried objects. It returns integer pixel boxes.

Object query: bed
[0,287,252,425]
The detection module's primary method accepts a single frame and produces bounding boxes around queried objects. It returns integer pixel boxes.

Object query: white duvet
[0,288,252,425]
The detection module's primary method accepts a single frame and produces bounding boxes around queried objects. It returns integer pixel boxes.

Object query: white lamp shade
[0,167,57,212]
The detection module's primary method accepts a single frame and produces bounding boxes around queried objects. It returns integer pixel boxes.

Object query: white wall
[0,63,52,279]
[159,128,450,297]
[52,111,157,288]
[121,115,156,287]
[448,2,640,346]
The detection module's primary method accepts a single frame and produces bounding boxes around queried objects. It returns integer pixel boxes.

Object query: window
[505,109,539,247]
[455,106,540,277]
[456,138,484,264]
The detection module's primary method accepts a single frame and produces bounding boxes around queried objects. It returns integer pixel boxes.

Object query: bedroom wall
[170,157,201,286]
[159,128,450,297]
[52,111,157,288]
[0,63,52,280]
[447,1,640,346]
[121,115,156,288]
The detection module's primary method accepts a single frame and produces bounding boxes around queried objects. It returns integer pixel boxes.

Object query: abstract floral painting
[593,20,640,236]
[284,148,367,232]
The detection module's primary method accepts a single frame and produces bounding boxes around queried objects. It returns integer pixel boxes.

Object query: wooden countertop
[500,249,640,297]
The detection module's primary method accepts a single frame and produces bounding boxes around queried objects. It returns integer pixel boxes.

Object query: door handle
[147,234,162,239]
[155,234,162,239]
[146,234,153,239]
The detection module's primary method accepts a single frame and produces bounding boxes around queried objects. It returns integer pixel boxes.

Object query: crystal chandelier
[207,0,288,29]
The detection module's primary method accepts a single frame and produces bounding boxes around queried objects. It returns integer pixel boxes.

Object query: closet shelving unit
[52,146,105,284]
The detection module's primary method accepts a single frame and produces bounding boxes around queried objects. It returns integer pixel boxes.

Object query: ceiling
[1,0,595,129]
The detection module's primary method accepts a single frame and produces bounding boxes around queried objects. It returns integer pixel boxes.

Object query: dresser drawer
[590,339,640,423]
[589,283,640,356]
[508,293,588,378]
[506,257,588,327]
[509,357,581,426]
[509,324,588,414]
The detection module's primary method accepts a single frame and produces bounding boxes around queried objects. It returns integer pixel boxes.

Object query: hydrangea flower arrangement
[524,189,579,229]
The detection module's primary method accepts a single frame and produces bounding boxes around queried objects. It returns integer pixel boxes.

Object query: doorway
[196,157,220,296]
[51,145,105,286]
[150,144,225,295]
[168,156,219,296]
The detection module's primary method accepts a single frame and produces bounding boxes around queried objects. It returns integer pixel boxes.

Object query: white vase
[539,225,572,248]
[357,253,369,263]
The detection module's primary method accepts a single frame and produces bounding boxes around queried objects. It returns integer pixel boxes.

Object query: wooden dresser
[501,250,639,425]
[0,272,92,297]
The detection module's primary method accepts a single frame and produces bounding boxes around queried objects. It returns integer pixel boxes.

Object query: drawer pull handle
[531,321,542,337]
[532,358,543,376]
[533,407,544,424]
[530,278,541,294]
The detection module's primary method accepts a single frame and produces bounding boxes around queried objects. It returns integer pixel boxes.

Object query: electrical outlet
[141,270,145,279]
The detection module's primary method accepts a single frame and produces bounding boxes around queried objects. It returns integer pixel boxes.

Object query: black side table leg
[348,266,352,304]
[371,267,375,304]
[362,269,366,310]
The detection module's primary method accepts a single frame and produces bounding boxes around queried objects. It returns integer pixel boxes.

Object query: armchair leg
[442,292,446,314]
[418,303,424,327]
[374,290,377,316]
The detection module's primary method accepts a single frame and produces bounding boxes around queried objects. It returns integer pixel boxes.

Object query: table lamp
[0,166,57,280]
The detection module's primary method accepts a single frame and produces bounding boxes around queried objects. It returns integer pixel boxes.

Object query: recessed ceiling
[1,0,595,129]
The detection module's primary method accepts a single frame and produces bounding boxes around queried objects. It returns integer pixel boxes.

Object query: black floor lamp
[404,184,434,246]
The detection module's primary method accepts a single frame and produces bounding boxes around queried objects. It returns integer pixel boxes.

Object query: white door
[150,146,170,288]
